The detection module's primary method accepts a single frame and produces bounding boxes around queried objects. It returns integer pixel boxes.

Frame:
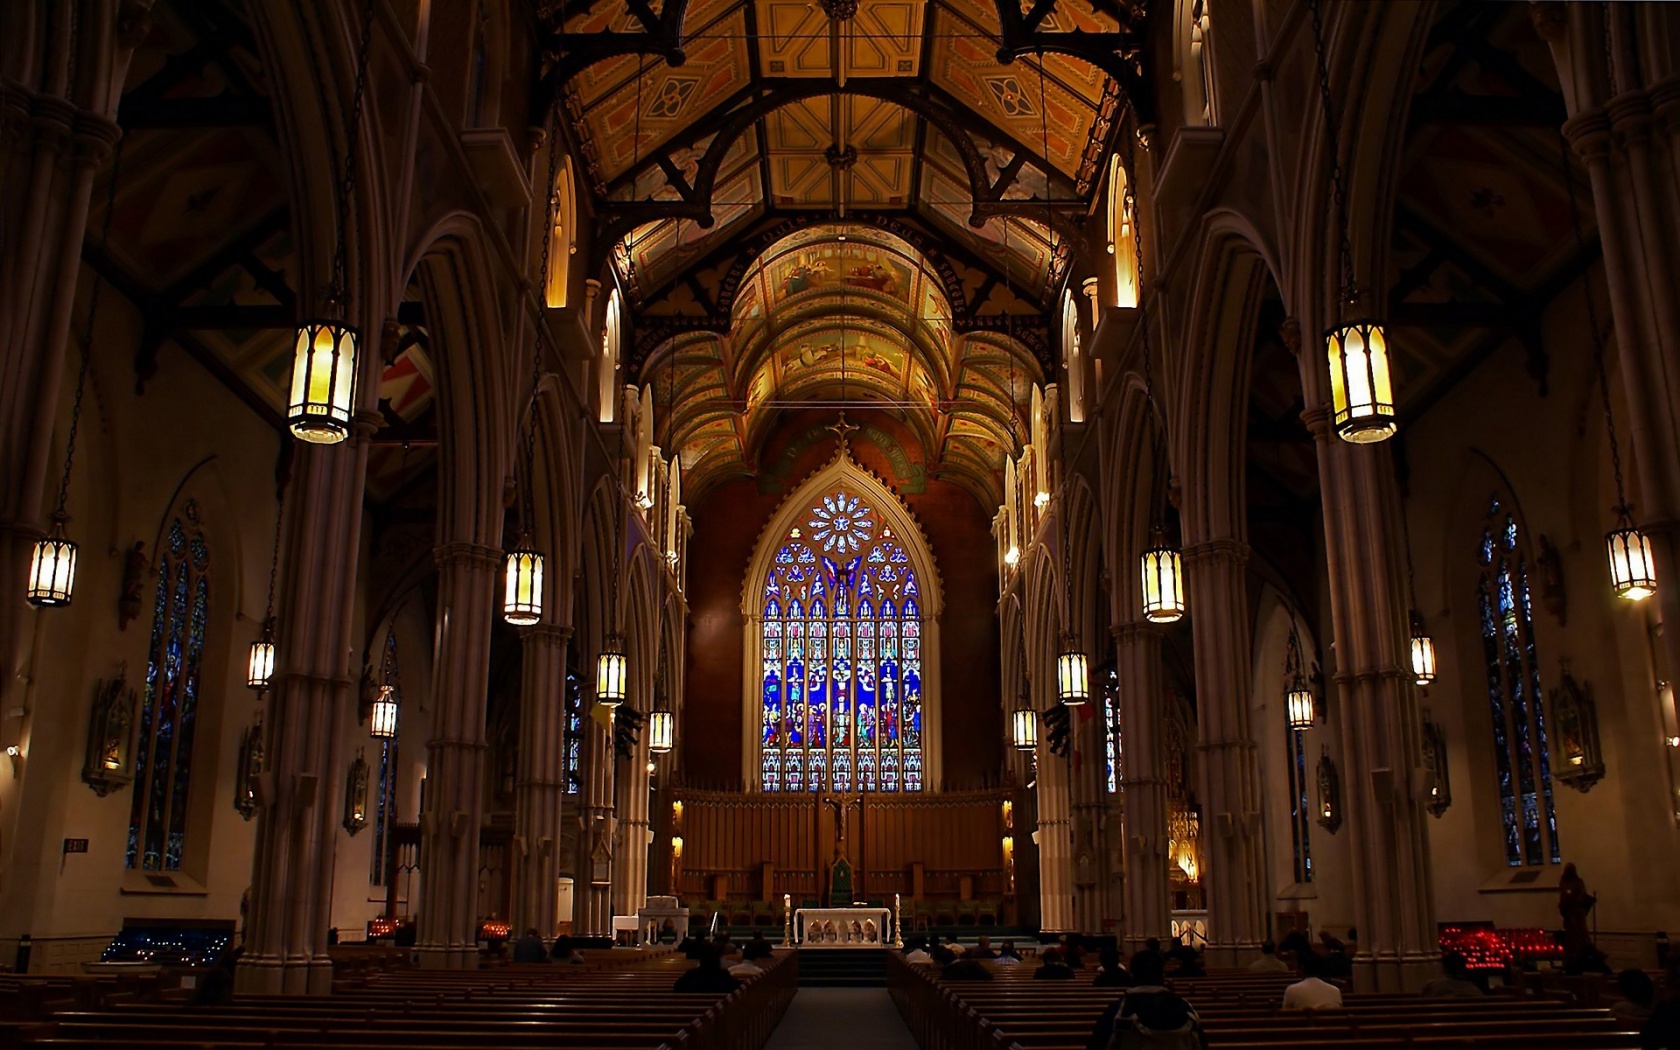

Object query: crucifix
[821,792,863,862]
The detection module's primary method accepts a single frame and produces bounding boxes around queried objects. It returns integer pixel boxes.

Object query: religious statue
[822,793,863,861]
[117,541,147,630]
[1558,862,1605,973]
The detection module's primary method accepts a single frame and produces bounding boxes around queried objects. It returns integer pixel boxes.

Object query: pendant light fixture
[27,140,125,607]
[1011,604,1038,752]
[1556,134,1657,602]
[1284,624,1316,731]
[648,629,673,754]
[367,624,402,740]
[287,0,375,444]
[1308,0,1396,444]
[246,474,287,692]
[504,111,564,626]
[1398,481,1436,685]
[597,419,630,708]
[1118,129,1185,624]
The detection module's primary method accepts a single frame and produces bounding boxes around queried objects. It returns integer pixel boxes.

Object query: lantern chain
[1398,483,1421,613]
[52,137,125,526]
[1038,50,1076,634]
[262,469,289,632]
[1556,132,1629,515]
[1307,0,1356,308]
[525,107,564,538]
[1121,119,1171,534]
[329,0,377,313]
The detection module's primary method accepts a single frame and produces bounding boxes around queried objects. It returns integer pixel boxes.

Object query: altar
[793,906,892,948]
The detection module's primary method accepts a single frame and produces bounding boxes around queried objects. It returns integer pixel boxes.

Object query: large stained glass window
[128,501,211,872]
[1477,494,1561,867]
[761,491,923,792]
[563,664,583,794]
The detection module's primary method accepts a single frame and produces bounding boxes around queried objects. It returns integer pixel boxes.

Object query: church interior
[5,0,1680,1045]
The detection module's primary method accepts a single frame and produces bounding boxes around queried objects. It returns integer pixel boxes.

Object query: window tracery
[1477,494,1561,866]
[127,501,210,872]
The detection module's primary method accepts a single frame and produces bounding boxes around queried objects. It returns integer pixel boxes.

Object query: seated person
[512,928,549,963]
[1060,934,1086,970]
[1248,939,1292,973]
[1607,968,1655,1026]
[658,919,679,944]
[904,937,934,964]
[1034,947,1076,980]
[1283,952,1343,1010]
[673,945,742,993]
[727,954,763,978]
[1420,953,1484,998]
[744,931,773,961]
[1167,943,1206,978]
[1093,944,1133,988]
[1318,931,1353,980]
[1642,961,1680,1048]
[941,957,993,981]
[929,944,958,966]
[1084,951,1208,1050]
[549,934,584,964]
[995,940,1022,964]
[943,934,967,956]
[967,935,998,961]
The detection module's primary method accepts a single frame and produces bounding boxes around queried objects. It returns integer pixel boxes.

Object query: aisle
[763,988,919,1050]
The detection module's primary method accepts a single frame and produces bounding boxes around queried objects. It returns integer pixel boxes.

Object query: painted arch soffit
[740,450,945,619]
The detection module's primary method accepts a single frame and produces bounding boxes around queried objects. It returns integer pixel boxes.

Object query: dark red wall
[681,410,1003,788]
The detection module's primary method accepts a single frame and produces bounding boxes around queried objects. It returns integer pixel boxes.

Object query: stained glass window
[1103,667,1121,794]
[1478,495,1561,866]
[761,492,923,791]
[564,665,583,794]
[127,501,210,872]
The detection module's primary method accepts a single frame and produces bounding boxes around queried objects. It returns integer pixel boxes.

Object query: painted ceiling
[640,224,1043,504]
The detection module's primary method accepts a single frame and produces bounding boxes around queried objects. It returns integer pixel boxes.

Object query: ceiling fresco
[638,224,1042,504]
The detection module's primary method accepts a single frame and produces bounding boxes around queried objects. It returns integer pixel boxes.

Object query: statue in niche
[117,541,147,630]
[1537,535,1567,625]
[590,815,616,886]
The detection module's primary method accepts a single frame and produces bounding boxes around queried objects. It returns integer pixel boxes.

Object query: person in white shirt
[904,938,933,964]
[728,958,763,978]
[1249,939,1292,974]
[1282,953,1343,1010]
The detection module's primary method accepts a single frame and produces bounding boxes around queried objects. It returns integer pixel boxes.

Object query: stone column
[611,712,652,922]
[1069,684,1107,934]
[512,624,571,937]
[1303,402,1437,991]
[415,542,500,969]
[241,418,377,994]
[581,697,616,936]
[1113,621,1170,957]
[1181,540,1267,966]
[1033,698,1075,933]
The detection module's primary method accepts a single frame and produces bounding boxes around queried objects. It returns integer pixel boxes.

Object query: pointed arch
[740,454,944,791]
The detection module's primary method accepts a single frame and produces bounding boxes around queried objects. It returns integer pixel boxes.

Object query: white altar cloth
[794,906,891,948]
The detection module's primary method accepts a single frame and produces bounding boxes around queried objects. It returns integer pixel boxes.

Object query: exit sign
[62,838,88,854]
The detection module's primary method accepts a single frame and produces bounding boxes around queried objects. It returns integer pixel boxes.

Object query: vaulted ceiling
[544,0,1148,506]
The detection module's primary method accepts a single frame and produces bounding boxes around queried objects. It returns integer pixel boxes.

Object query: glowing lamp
[596,634,627,707]
[370,685,399,739]
[246,622,276,691]
[1140,539,1185,623]
[26,519,78,606]
[1606,512,1656,601]
[1056,637,1089,706]
[1034,490,1050,509]
[287,319,359,444]
[503,542,545,625]
[1286,683,1316,732]
[1003,545,1020,567]
[649,709,674,754]
[671,835,683,859]
[1011,701,1038,751]
[1326,318,1396,443]
[1410,612,1437,685]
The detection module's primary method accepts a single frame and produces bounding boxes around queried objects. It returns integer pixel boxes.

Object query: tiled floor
[764,988,920,1050]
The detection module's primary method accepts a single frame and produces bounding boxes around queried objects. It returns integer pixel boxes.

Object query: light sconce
[6,745,21,778]
[234,721,264,820]
[343,750,369,835]
[1421,716,1451,818]
[1003,545,1020,568]
[1316,748,1343,833]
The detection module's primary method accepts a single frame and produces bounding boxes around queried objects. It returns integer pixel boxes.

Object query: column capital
[522,623,574,644]
[1299,404,1334,441]
[1563,108,1614,160]
[1110,620,1159,645]
[433,541,502,571]
[1607,91,1656,148]
[1330,665,1410,689]
[1181,539,1249,568]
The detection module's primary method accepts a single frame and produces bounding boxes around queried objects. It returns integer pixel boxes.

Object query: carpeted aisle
[763,988,920,1050]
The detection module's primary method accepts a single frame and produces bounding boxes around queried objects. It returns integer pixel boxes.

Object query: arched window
[127,501,211,872]
[599,288,622,423]
[1061,290,1085,423]
[1477,494,1561,867]
[760,491,925,792]
[1105,155,1140,309]
[545,157,576,308]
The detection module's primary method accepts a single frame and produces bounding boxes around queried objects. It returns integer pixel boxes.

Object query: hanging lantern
[26,518,78,607]
[503,540,545,625]
[1140,536,1185,623]
[1056,635,1089,706]
[1606,510,1657,601]
[1011,700,1038,752]
[369,685,399,740]
[597,633,628,707]
[287,319,359,444]
[649,708,674,754]
[1286,680,1316,732]
[246,619,276,691]
[1325,318,1396,444]
[1409,611,1438,685]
